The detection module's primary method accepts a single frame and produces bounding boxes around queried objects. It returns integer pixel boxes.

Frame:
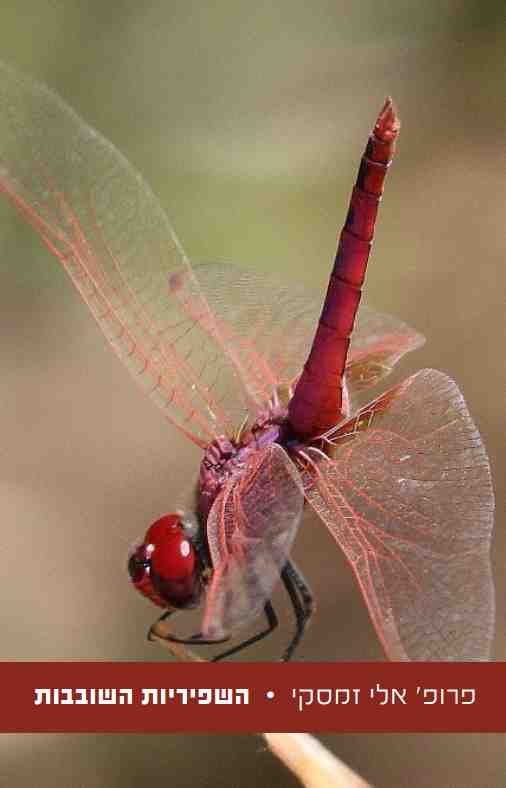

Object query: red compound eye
[128,514,201,609]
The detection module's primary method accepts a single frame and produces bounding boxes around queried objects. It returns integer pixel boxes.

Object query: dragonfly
[0,62,495,661]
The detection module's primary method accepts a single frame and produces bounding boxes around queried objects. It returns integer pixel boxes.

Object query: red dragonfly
[0,63,495,661]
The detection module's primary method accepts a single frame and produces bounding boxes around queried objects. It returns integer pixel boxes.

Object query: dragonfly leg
[280,561,315,661]
[210,601,279,662]
[147,609,229,646]
[148,603,278,658]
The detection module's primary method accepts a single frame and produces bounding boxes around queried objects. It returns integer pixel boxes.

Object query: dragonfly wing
[172,262,321,406]
[202,444,304,638]
[0,63,257,446]
[187,263,424,409]
[304,368,494,660]
[347,305,425,396]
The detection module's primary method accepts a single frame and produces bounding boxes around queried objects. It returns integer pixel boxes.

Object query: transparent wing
[202,444,304,638]
[185,262,425,405]
[346,307,425,394]
[0,62,258,446]
[303,368,495,660]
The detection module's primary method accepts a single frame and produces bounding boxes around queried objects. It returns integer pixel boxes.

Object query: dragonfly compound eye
[128,514,201,609]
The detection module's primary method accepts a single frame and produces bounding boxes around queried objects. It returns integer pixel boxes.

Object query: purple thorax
[198,402,291,521]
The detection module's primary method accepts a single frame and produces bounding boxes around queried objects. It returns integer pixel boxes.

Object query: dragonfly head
[128,513,204,609]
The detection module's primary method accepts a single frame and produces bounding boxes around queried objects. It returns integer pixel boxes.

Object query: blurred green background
[0,0,505,786]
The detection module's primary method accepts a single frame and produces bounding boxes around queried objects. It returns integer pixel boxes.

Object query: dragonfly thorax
[198,411,288,521]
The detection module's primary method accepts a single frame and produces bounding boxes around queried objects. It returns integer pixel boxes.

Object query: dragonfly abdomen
[287,98,400,439]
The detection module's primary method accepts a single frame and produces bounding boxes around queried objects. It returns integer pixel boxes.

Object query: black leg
[280,560,315,661]
[148,563,313,661]
[149,601,278,659]
[147,609,229,646]
[210,600,279,662]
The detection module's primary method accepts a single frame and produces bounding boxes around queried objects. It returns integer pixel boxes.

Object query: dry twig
[263,732,374,788]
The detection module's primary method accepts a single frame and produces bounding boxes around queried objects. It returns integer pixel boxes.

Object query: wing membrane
[203,444,304,638]
[188,263,425,407]
[304,368,494,660]
[346,307,425,393]
[0,63,256,445]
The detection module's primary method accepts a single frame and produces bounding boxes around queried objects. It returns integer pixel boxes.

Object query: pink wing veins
[302,368,494,660]
[0,62,266,446]
[203,444,304,639]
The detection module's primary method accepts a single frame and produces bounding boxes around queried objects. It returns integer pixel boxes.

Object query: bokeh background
[0,1,505,786]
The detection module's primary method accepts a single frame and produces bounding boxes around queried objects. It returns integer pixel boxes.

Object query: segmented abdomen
[287,98,400,439]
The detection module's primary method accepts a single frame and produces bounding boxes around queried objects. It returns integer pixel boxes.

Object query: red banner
[0,662,504,733]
